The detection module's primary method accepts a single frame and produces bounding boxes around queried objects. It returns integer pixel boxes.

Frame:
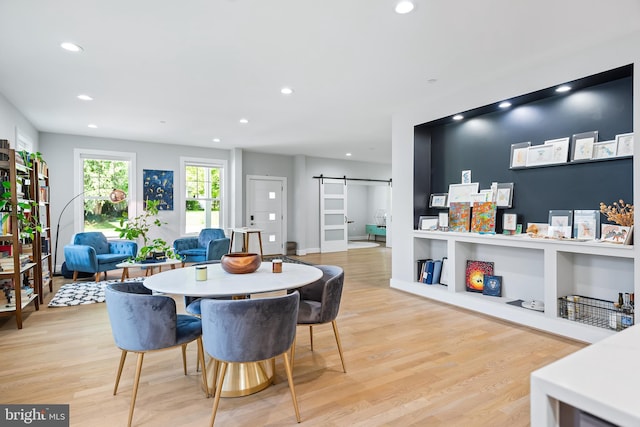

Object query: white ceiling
[0,1,639,164]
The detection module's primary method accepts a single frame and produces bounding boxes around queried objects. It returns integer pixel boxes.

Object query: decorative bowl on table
[220,253,261,274]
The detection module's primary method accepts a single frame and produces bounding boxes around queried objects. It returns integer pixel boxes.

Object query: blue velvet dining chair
[200,292,301,426]
[105,282,208,427]
[291,265,347,373]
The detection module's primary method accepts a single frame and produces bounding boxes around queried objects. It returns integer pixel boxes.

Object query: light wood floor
[0,245,585,426]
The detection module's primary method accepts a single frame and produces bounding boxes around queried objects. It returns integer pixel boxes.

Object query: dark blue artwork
[143,169,174,210]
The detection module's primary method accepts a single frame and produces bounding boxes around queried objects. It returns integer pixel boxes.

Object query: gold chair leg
[332,320,347,373]
[128,352,145,427]
[290,335,297,371]
[197,338,209,398]
[72,271,78,281]
[209,362,228,427]
[309,325,314,351]
[181,344,188,375]
[209,359,220,397]
[113,350,127,395]
[283,351,301,423]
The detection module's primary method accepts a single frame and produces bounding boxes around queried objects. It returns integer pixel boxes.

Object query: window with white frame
[183,160,224,234]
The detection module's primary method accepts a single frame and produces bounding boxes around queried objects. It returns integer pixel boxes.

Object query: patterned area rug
[48,277,145,307]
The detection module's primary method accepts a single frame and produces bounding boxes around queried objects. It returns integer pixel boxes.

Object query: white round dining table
[143,261,322,297]
[142,260,323,397]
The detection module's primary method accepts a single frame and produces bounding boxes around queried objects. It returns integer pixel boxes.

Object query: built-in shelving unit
[33,159,52,303]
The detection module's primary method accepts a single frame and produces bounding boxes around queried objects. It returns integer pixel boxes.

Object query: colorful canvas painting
[482,275,502,297]
[466,260,494,293]
[143,169,174,210]
[471,202,497,233]
[449,202,471,232]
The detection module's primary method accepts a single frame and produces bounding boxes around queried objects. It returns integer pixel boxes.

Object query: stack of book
[0,254,30,272]
[417,257,448,285]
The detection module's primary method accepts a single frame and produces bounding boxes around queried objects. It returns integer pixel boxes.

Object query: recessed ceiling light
[427,78,438,84]
[60,42,83,52]
[77,94,93,101]
[556,85,571,93]
[87,124,97,128]
[239,118,249,124]
[281,87,294,95]
[346,153,352,157]
[212,138,221,143]
[160,120,166,124]
[499,101,512,108]
[453,114,464,121]
[395,1,415,14]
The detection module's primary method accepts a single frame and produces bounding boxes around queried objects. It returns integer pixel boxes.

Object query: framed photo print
[525,144,554,167]
[544,137,570,164]
[503,213,517,231]
[429,193,448,208]
[601,224,633,245]
[510,141,531,168]
[419,216,439,231]
[548,210,573,238]
[438,212,449,229]
[482,275,502,297]
[573,210,600,240]
[615,133,634,157]
[447,182,479,206]
[461,170,471,184]
[592,140,617,159]
[571,130,598,161]
[496,182,514,208]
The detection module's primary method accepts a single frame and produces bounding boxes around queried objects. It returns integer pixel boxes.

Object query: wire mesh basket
[558,295,634,331]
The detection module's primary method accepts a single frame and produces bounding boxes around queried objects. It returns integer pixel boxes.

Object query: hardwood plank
[0,245,585,426]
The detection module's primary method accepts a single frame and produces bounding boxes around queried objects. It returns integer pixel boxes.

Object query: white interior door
[246,176,286,255]
[320,178,348,253]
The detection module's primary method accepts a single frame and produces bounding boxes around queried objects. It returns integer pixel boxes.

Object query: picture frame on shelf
[592,140,617,159]
[615,132,634,157]
[573,210,600,240]
[509,141,531,168]
[470,202,497,233]
[570,130,598,161]
[449,202,471,232]
[525,144,554,167]
[469,192,489,204]
[429,193,448,208]
[438,212,449,230]
[461,170,471,184]
[447,182,479,206]
[548,210,573,238]
[418,215,439,231]
[526,222,549,236]
[601,224,633,245]
[465,260,494,293]
[503,213,517,233]
[544,137,570,164]
[496,182,514,208]
[482,275,502,297]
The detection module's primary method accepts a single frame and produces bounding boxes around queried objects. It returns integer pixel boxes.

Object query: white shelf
[404,231,634,343]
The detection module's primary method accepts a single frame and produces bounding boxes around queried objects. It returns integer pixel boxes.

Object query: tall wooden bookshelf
[0,146,40,328]
[33,159,52,303]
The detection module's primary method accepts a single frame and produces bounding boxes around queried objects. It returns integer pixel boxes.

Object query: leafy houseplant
[0,176,42,242]
[115,199,177,262]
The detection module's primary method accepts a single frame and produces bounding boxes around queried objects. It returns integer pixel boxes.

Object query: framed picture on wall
[447,183,479,206]
[570,130,598,161]
[544,137,570,164]
[525,144,554,167]
[592,140,617,159]
[496,182,514,208]
[429,193,448,208]
[509,141,531,168]
[615,133,634,156]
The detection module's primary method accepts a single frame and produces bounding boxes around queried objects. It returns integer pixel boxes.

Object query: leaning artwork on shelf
[510,141,531,168]
[525,144,554,167]
[615,133,634,156]
[482,275,502,297]
[601,224,633,244]
[592,140,617,159]
[429,193,448,208]
[449,202,471,232]
[465,260,494,293]
[470,202,497,233]
[548,210,573,238]
[418,216,439,231]
[573,210,600,240]
[570,130,598,161]
[503,213,517,234]
[496,182,514,208]
[544,137,570,164]
[447,183,479,206]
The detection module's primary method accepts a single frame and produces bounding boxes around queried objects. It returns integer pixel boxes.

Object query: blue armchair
[63,232,138,282]
[173,228,230,265]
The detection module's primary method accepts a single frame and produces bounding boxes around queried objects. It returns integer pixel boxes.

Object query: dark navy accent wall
[414,70,633,229]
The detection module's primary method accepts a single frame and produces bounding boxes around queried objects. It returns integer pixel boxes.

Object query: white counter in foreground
[531,324,640,426]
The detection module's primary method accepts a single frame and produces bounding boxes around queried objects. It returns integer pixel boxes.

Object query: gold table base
[206,359,274,397]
